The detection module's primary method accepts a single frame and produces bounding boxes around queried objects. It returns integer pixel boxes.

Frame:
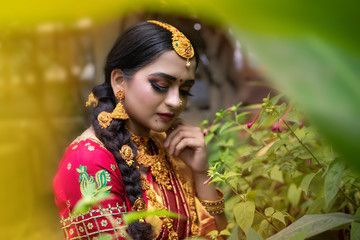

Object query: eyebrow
[148,72,195,84]
[149,72,177,81]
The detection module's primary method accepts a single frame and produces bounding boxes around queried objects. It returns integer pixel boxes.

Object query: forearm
[193,172,228,232]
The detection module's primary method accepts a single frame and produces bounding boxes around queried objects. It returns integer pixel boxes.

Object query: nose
[164,87,181,109]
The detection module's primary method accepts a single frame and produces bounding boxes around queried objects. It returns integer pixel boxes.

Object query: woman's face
[122,50,196,136]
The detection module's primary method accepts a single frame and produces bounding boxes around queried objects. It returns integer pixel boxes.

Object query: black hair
[91,21,197,240]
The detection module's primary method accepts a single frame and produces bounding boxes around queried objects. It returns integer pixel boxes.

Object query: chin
[151,123,173,133]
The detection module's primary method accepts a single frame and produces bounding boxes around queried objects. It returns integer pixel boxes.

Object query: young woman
[53,20,227,240]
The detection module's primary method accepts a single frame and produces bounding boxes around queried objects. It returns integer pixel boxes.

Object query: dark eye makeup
[150,81,193,96]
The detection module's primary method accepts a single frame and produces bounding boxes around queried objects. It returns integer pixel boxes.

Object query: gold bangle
[198,188,225,215]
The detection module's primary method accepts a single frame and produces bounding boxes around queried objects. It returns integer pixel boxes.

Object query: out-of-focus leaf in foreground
[123,210,178,225]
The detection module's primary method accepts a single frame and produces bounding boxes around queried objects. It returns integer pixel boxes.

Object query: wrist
[191,166,209,177]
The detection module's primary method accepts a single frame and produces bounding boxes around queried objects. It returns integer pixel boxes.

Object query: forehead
[137,50,196,79]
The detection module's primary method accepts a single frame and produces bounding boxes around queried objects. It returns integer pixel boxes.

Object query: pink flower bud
[299,118,304,129]
[203,176,212,185]
[203,120,217,136]
[272,123,283,132]
[264,137,276,142]
[247,112,261,129]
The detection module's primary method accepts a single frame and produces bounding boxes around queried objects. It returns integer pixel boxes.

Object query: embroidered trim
[60,203,127,224]
[70,136,106,150]
[60,203,127,240]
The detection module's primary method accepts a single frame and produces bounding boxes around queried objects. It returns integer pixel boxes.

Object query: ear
[110,69,126,96]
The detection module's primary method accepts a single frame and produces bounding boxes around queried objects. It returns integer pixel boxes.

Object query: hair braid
[91,84,153,240]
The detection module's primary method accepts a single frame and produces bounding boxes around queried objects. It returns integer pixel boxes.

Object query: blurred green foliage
[203,95,360,239]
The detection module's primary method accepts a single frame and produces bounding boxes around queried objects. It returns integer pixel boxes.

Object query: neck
[125,121,150,137]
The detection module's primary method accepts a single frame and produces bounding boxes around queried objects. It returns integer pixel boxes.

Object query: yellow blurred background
[0,3,270,239]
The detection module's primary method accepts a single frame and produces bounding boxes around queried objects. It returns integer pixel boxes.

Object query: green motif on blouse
[76,165,112,197]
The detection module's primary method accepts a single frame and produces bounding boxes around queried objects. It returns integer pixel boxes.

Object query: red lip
[157,113,175,121]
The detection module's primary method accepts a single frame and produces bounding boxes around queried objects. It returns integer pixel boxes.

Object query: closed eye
[150,81,168,93]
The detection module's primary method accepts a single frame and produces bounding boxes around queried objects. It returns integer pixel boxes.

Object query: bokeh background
[1,1,359,239]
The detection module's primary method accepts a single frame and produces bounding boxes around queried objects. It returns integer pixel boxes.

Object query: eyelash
[150,82,193,96]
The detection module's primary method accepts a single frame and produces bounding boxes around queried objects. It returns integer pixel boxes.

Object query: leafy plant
[202,94,360,239]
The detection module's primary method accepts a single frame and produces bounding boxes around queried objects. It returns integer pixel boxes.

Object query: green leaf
[265,207,275,217]
[300,172,317,195]
[306,197,325,214]
[236,112,249,123]
[288,184,302,207]
[96,234,114,240]
[123,210,178,224]
[246,227,264,240]
[205,132,215,145]
[269,94,284,106]
[288,229,308,240]
[234,201,256,235]
[272,211,286,226]
[270,165,284,183]
[265,139,287,156]
[246,191,257,202]
[219,229,231,236]
[351,207,360,240]
[206,230,218,238]
[267,213,360,240]
[224,171,241,181]
[324,159,345,209]
[219,121,234,134]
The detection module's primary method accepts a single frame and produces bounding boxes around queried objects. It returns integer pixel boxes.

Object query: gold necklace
[140,176,178,240]
[127,128,199,236]
[128,129,172,190]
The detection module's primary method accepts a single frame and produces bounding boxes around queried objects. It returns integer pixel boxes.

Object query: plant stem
[226,181,281,232]
[283,120,323,169]
[255,209,281,232]
[339,187,359,209]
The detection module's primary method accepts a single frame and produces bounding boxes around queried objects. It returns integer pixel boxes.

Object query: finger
[164,122,189,147]
[173,137,203,156]
[166,126,203,150]
[168,131,206,156]
[167,131,199,154]
[166,118,184,136]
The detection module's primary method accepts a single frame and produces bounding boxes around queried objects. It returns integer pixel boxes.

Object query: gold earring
[97,90,129,128]
[119,145,134,166]
[180,99,183,106]
[112,90,129,120]
[115,89,125,100]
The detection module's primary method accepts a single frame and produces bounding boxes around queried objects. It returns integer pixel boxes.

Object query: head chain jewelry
[97,89,129,128]
[119,145,134,167]
[85,92,98,107]
[147,20,194,68]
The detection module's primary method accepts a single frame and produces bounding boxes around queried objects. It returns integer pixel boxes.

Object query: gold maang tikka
[148,20,194,68]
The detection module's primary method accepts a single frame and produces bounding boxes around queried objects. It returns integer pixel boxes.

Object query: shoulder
[55,136,120,180]
[53,136,126,213]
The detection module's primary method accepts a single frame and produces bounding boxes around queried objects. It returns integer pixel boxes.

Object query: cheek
[126,85,161,113]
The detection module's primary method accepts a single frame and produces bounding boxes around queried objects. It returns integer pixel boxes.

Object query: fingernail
[164,141,168,147]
